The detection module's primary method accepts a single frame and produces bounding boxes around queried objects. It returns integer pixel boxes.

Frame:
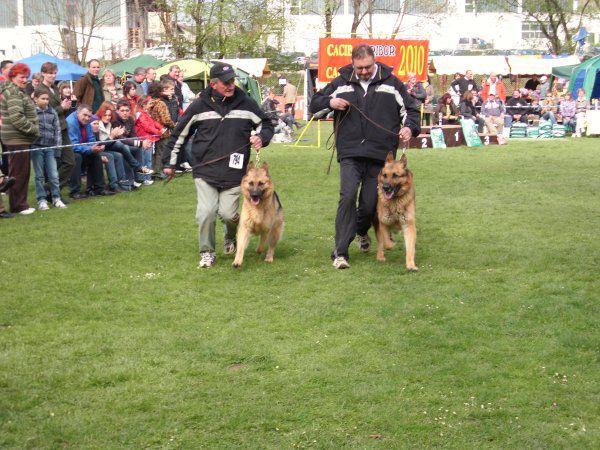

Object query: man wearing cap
[538,76,550,100]
[163,62,274,268]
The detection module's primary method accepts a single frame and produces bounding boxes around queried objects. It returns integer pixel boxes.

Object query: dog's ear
[399,153,407,167]
[386,151,395,163]
[246,161,255,173]
[261,162,269,174]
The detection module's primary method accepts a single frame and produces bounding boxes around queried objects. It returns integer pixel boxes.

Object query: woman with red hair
[0,63,40,214]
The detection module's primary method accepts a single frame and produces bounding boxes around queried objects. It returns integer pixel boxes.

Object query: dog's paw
[264,256,273,263]
[407,265,418,272]
[232,262,241,269]
[376,255,386,262]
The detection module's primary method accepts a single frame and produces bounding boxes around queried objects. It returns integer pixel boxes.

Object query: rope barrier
[1,134,162,155]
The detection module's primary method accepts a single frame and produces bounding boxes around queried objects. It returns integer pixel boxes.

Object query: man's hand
[330,98,350,111]
[113,126,125,137]
[60,98,71,110]
[101,155,108,163]
[163,167,175,182]
[142,139,153,149]
[398,127,412,144]
[91,144,105,153]
[250,135,263,150]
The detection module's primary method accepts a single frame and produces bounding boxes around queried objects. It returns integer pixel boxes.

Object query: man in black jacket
[163,63,274,268]
[309,44,420,269]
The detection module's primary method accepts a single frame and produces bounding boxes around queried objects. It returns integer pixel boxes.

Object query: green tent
[569,55,600,100]
[552,63,579,79]
[106,54,166,77]
[553,55,600,99]
[155,59,211,82]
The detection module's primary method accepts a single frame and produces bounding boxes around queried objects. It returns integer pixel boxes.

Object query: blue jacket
[34,105,61,148]
[66,112,96,155]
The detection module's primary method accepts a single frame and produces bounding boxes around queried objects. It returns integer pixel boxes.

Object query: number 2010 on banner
[396,45,426,78]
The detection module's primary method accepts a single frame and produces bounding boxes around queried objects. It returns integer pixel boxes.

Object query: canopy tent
[506,55,580,75]
[552,63,579,79]
[105,54,166,76]
[565,56,600,99]
[429,56,510,75]
[156,59,263,105]
[16,52,87,80]
[217,58,270,78]
[155,59,211,81]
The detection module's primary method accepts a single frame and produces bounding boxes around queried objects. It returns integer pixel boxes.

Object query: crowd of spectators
[0,58,195,218]
[412,70,595,138]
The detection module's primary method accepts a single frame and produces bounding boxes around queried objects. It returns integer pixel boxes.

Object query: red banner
[318,38,429,83]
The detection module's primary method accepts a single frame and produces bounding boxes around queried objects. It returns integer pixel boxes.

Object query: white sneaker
[356,234,371,252]
[37,200,49,211]
[332,256,350,269]
[19,207,36,215]
[133,181,142,188]
[53,199,67,209]
[223,239,236,255]
[181,162,192,170]
[199,251,216,268]
[143,179,154,186]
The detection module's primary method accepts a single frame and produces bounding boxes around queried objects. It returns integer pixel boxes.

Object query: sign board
[318,38,429,83]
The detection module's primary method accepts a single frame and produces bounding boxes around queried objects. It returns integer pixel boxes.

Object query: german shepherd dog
[374,152,418,271]
[232,162,284,268]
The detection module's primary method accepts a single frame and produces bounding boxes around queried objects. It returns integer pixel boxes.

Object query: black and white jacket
[309,63,420,162]
[164,86,274,190]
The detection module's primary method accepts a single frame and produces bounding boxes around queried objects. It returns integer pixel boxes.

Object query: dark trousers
[285,103,295,117]
[333,157,384,260]
[70,152,105,194]
[57,128,74,190]
[5,145,31,213]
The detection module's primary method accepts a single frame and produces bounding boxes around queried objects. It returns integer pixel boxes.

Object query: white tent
[217,58,270,78]
[430,56,510,75]
[506,55,581,75]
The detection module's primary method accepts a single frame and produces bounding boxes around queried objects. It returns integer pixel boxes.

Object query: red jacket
[134,110,164,142]
[480,80,506,102]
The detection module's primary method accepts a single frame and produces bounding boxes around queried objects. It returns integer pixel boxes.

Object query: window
[291,0,345,15]
[466,0,518,13]
[522,21,544,40]
[0,0,18,28]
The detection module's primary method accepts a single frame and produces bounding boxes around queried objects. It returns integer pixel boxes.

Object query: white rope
[1,134,161,155]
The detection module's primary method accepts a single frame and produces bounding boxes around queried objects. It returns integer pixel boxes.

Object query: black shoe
[96,190,116,196]
[0,212,14,219]
[69,192,88,200]
[0,176,16,193]
[109,187,125,194]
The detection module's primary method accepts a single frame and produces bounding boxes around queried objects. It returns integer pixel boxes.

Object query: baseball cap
[210,63,236,82]
[540,75,548,82]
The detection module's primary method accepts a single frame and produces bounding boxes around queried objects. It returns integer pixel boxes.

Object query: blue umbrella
[16,52,87,80]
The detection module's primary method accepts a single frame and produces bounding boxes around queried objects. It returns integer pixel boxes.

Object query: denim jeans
[31,147,60,201]
[101,151,124,189]
[541,111,557,125]
[142,146,153,179]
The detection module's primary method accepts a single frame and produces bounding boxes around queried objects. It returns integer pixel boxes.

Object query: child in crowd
[559,92,577,132]
[31,89,66,210]
[147,82,175,179]
[58,82,77,116]
[574,88,590,138]
[89,114,126,193]
[134,95,166,178]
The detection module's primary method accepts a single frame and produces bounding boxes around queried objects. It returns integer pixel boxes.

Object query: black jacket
[506,97,529,116]
[309,63,420,162]
[160,95,179,125]
[451,77,480,98]
[163,86,274,190]
[112,115,143,147]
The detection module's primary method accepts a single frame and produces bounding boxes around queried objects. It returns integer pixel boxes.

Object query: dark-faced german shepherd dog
[374,152,418,271]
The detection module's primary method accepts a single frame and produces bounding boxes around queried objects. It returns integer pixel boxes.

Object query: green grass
[1,125,599,448]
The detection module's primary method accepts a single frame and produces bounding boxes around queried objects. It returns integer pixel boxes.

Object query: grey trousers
[194,177,241,253]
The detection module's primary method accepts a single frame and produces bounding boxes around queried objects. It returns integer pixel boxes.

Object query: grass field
[1,125,599,448]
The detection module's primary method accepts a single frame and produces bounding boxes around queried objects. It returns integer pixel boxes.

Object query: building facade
[284,0,600,55]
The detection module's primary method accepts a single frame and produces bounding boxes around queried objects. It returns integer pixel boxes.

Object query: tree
[503,0,599,53]
[350,0,450,37]
[153,0,287,59]
[26,0,122,64]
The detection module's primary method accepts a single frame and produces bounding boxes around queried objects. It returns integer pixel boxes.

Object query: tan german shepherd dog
[232,162,284,268]
[374,152,418,271]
